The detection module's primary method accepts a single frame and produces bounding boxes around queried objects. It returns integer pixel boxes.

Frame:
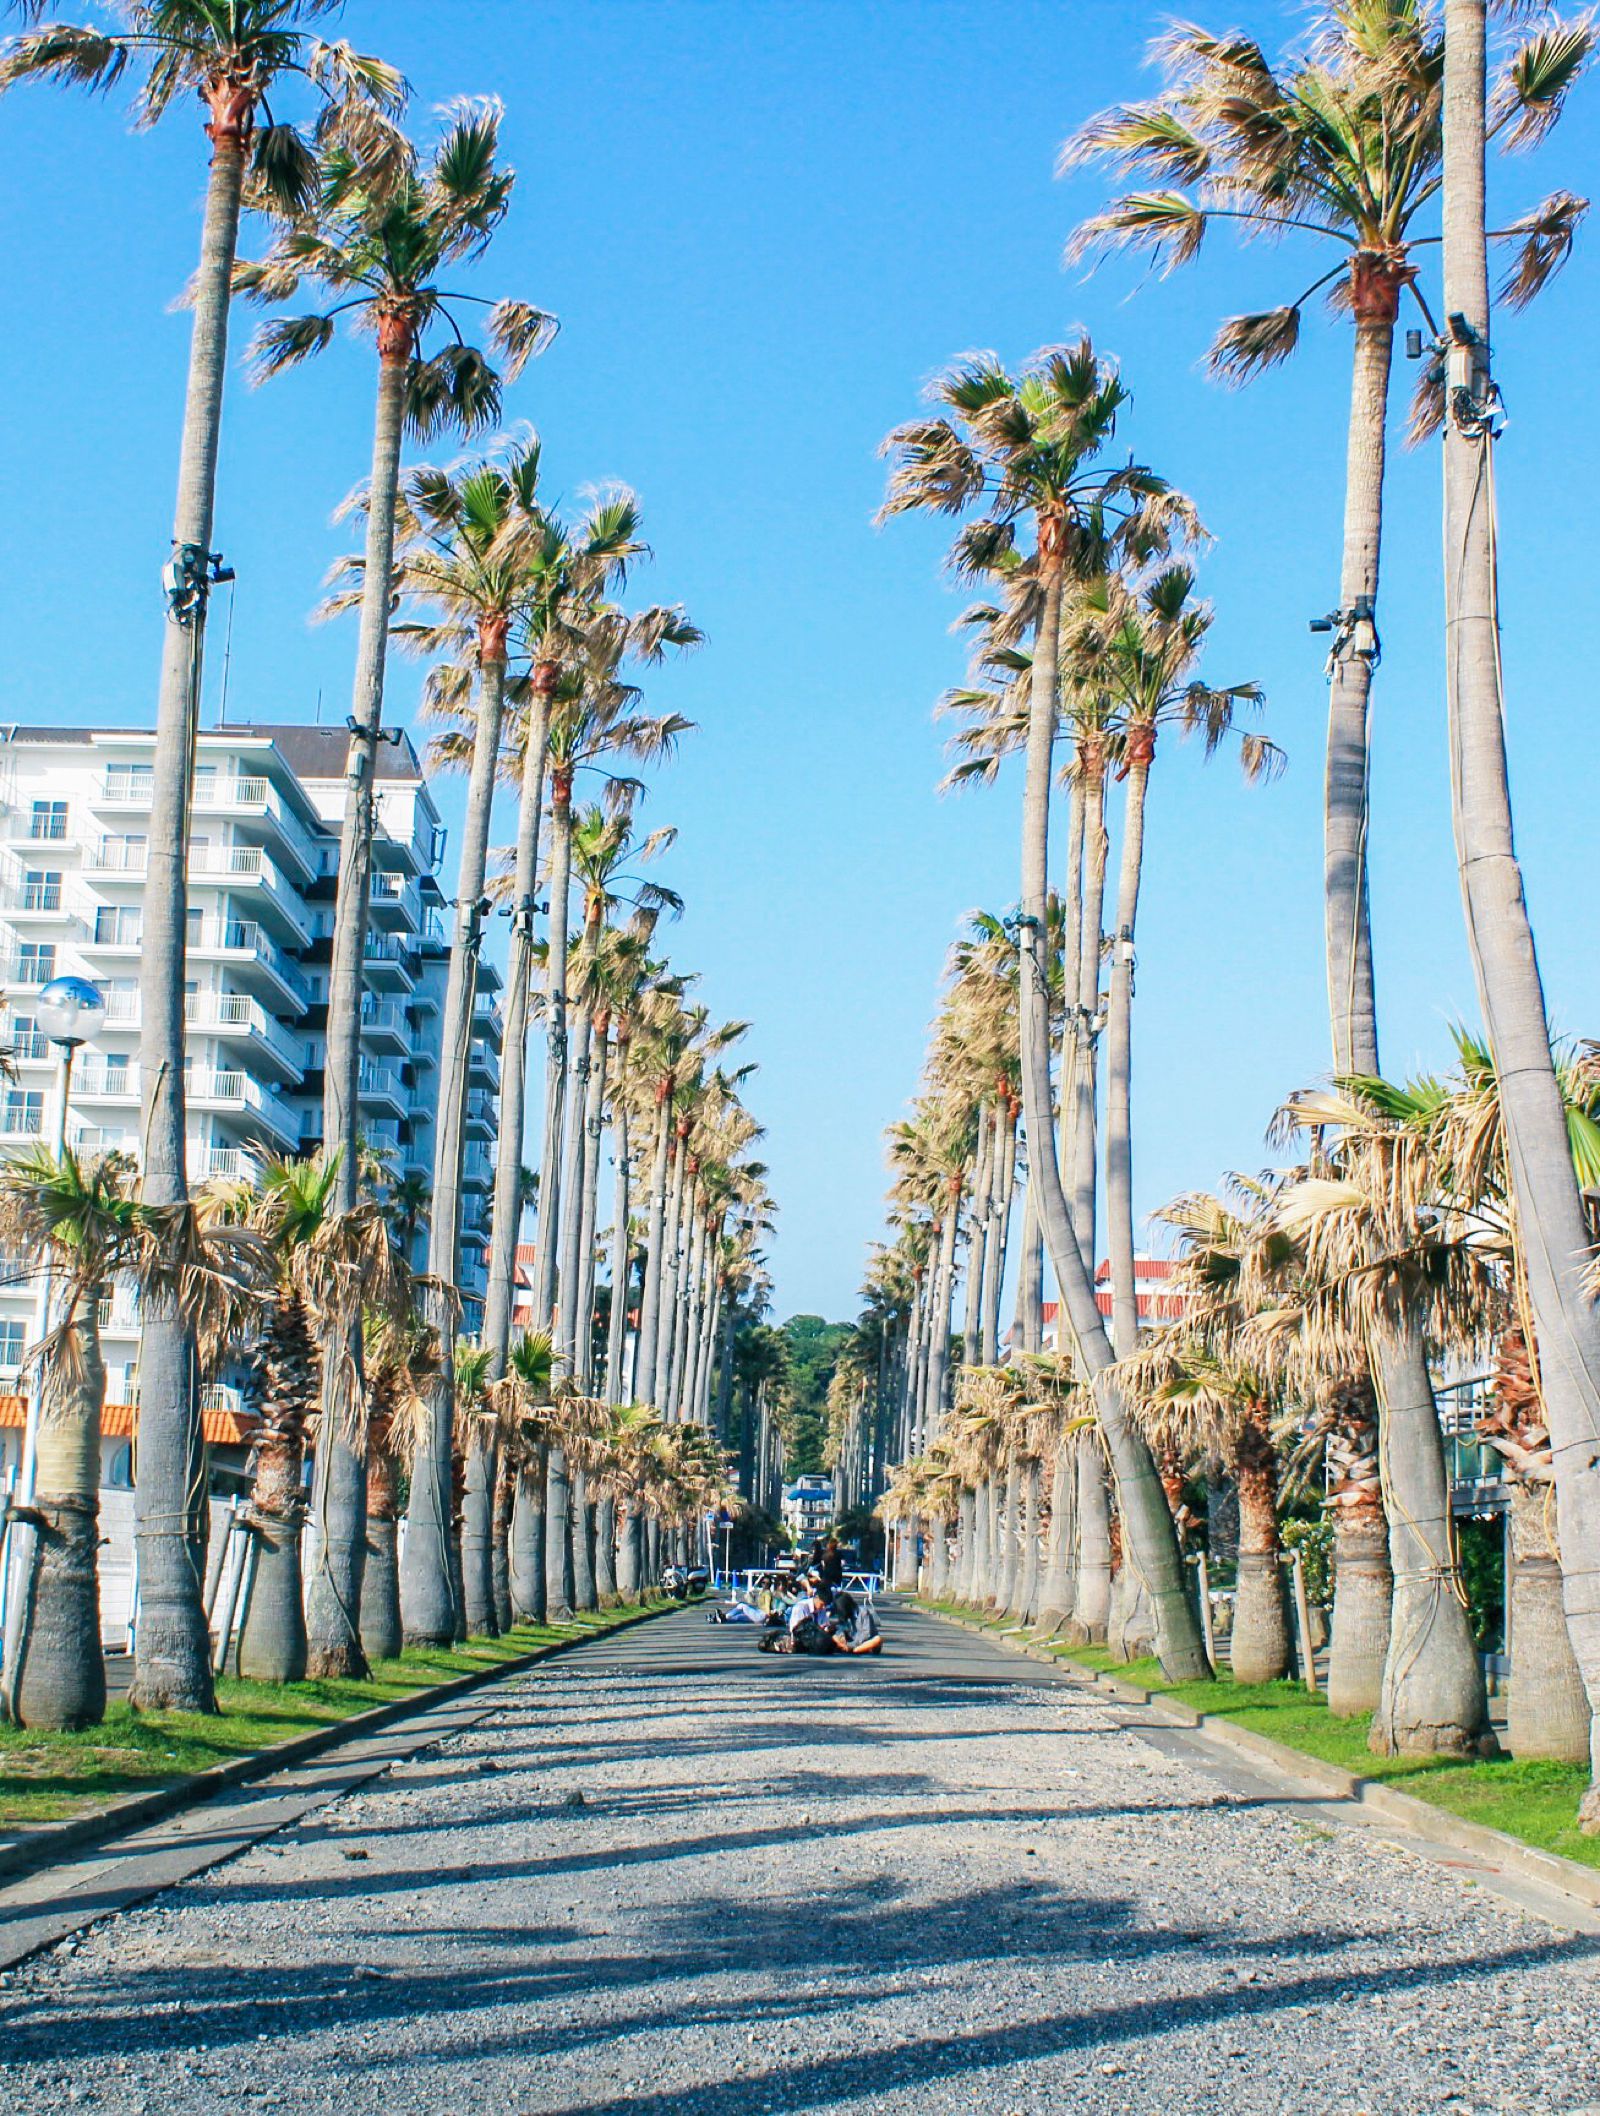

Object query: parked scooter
[661,1564,711,1601]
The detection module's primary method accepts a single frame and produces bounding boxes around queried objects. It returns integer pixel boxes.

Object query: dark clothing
[836,1602,879,1651]
[819,1548,845,1590]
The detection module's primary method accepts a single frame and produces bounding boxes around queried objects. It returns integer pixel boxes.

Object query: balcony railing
[188,919,312,1006]
[0,1104,45,1138]
[193,1145,255,1182]
[7,1031,49,1062]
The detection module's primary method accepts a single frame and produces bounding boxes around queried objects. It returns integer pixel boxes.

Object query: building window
[3,1091,44,1137]
[105,1442,134,1490]
[94,906,141,947]
[28,801,67,841]
[15,943,55,986]
[0,1319,25,1371]
[21,870,61,912]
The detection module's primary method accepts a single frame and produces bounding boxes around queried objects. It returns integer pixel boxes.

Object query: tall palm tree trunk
[1324,1375,1392,1716]
[713,1285,736,1442]
[531,771,575,1335]
[359,1406,402,1663]
[1325,284,1485,1755]
[1016,546,1205,1677]
[544,1432,575,1620]
[652,1132,688,1411]
[1035,1444,1076,1635]
[574,1022,609,1391]
[1072,761,1109,1262]
[1229,1412,1289,1684]
[1442,0,1600,1819]
[316,323,413,1668]
[632,1093,673,1400]
[605,1103,632,1401]
[131,119,250,1717]
[405,632,509,1645]
[509,1444,547,1625]
[556,990,595,1375]
[1015,1178,1044,1355]
[922,1195,960,1439]
[962,1112,992,1365]
[482,677,553,1371]
[460,1430,499,1636]
[1105,743,1152,1358]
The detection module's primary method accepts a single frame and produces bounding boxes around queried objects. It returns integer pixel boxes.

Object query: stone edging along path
[0,1602,674,1889]
[919,1604,1600,1916]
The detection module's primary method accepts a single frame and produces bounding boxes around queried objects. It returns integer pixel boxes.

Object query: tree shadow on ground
[0,1870,1587,2086]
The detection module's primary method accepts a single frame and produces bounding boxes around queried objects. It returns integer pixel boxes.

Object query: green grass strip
[0,1600,664,1829]
[916,1598,1598,1873]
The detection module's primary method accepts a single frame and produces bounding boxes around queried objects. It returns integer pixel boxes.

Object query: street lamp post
[0,977,106,1703]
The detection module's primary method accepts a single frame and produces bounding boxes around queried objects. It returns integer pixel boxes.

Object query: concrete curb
[919,1604,1600,1915]
[0,1602,674,1887]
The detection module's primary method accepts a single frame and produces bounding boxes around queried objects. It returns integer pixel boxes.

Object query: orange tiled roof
[0,1394,257,1447]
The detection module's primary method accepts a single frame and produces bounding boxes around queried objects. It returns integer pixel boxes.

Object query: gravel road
[1,1604,1597,2115]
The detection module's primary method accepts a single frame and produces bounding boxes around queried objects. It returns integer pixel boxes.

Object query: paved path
[1,1603,1598,2115]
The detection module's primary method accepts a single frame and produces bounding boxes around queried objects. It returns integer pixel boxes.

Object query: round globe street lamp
[34,974,107,1149]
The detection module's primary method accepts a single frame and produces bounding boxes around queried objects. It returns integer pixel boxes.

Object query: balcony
[461,1145,494,1192]
[361,931,416,995]
[468,1041,501,1093]
[6,1030,50,1064]
[187,920,311,1016]
[366,870,420,932]
[464,1089,496,1138]
[191,1144,257,1183]
[357,1060,406,1121]
[3,954,61,990]
[197,993,307,1084]
[71,1058,140,1105]
[7,810,72,845]
[86,841,313,943]
[0,1103,46,1141]
[359,1000,409,1056]
[186,1065,299,1150]
[92,772,326,886]
[473,994,504,1050]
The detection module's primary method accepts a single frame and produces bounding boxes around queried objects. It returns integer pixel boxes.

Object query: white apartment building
[0,720,500,1418]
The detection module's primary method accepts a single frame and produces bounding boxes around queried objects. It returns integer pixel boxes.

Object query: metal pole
[1292,1552,1318,1696]
[1195,1550,1217,1672]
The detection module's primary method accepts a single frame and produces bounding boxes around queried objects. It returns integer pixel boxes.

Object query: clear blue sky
[2,2,1596,1321]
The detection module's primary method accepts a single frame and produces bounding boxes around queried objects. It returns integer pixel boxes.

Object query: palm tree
[239,103,554,1657]
[452,1339,497,1635]
[223,1151,407,1680]
[1076,562,1277,1361]
[881,340,1208,1679]
[231,1154,333,1682]
[0,1152,143,1727]
[559,809,680,1376]
[1438,0,1600,1820]
[358,1308,432,1662]
[491,1328,555,1624]
[0,0,401,1715]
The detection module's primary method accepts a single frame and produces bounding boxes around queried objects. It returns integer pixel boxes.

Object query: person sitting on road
[788,1571,826,1633]
[826,1591,882,1656]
